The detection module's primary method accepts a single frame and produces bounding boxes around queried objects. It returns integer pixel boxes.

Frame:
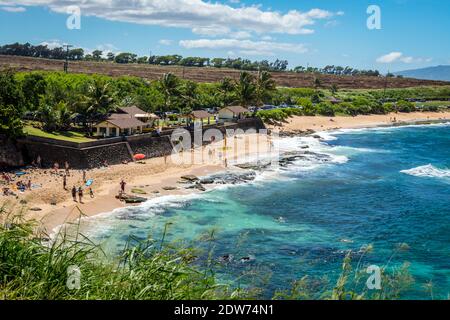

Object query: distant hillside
[1,55,449,89]
[395,65,450,82]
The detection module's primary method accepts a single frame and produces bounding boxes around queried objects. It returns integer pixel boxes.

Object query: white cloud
[159,39,173,46]
[376,51,432,64]
[40,40,67,49]
[0,0,342,36]
[1,6,26,12]
[179,38,308,56]
[376,52,403,63]
[324,20,340,28]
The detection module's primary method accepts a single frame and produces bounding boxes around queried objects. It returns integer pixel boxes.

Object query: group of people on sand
[1,172,33,196]
[71,185,94,204]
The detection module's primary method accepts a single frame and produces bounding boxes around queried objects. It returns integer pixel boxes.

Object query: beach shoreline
[2,111,450,235]
[271,111,450,134]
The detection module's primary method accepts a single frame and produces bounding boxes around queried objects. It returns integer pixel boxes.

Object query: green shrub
[317,102,335,116]
[396,100,416,113]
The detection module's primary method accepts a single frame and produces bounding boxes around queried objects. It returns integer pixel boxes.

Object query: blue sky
[0,0,449,72]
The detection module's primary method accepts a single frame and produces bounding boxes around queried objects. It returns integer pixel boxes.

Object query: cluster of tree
[0,69,277,137]
[120,54,289,71]
[293,65,381,77]
[0,42,84,60]
[0,70,24,138]
[0,42,286,72]
[2,68,449,139]
[256,98,419,123]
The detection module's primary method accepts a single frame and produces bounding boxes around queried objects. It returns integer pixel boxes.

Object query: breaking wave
[401,164,450,179]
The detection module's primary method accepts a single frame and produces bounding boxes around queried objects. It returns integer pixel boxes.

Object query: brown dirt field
[1,54,449,89]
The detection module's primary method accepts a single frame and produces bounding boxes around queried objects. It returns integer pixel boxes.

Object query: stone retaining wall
[12,118,266,169]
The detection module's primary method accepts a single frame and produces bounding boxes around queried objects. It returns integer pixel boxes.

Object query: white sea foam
[57,130,372,239]
[401,164,450,179]
[50,193,204,241]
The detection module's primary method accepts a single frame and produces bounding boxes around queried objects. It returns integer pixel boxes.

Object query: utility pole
[63,44,73,73]
[382,69,389,101]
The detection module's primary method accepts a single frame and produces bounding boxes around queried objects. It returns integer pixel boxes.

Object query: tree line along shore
[1,66,450,144]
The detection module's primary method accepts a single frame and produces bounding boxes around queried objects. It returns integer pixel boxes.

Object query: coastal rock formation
[180,175,199,182]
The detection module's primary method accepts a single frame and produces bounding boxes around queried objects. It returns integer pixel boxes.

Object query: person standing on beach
[120,179,126,193]
[71,186,77,202]
[78,187,83,204]
[89,187,94,198]
[63,174,67,190]
[82,170,86,183]
[65,161,70,176]
[53,162,59,174]
[36,155,41,168]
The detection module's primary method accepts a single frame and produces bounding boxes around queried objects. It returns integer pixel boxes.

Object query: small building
[188,110,214,125]
[218,106,249,121]
[94,106,158,137]
[95,116,145,137]
[117,106,159,127]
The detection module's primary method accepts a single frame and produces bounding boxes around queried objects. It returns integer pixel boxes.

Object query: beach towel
[85,179,94,187]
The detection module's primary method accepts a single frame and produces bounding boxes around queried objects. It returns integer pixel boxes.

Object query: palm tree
[81,79,114,135]
[181,81,198,111]
[235,71,255,107]
[255,71,276,107]
[158,73,180,114]
[216,77,235,107]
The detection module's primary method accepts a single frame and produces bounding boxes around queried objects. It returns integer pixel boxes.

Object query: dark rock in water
[240,255,255,263]
[199,178,215,184]
[196,184,206,192]
[218,254,234,263]
[277,150,333,167]
[202,171,256,186]
[181,175,199,182]
[300,145,309,149]
[124,196,147,204]
[235,161,271,171]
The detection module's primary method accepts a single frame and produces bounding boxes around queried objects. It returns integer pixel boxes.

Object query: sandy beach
[273,111,450,133]
[2,111,450,234]
[1,132,275,234]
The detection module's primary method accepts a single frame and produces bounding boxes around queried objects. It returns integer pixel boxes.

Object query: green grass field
[24,125,94,143]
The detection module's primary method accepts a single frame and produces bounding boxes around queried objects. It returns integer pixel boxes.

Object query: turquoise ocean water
[74,124,450,299]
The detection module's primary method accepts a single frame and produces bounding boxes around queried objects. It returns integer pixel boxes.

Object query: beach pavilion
[95,114,145,137]
[218,106,249,122]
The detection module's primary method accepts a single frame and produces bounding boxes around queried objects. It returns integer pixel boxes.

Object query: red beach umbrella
[134,154,146,160]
